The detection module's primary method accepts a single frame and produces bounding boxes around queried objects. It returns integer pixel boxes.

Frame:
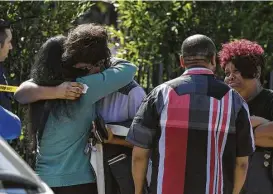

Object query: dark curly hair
[219,39,265,82]
[29,24,112,143]
[62,23,111,72]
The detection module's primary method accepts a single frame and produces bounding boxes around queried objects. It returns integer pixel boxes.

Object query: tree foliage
[1,1,93,84]
[110,1,273,88]
[0,1,93,164]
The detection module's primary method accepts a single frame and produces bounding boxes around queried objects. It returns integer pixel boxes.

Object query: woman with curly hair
[15,23,137,194]
[219,39,273,194]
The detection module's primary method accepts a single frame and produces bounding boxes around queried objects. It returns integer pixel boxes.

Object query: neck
[243,80,263,102]
[186,64,209,69]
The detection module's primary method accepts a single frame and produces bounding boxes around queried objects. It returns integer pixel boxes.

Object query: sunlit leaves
[110,1,273,86]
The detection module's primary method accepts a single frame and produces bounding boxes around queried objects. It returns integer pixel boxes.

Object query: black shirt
[127,68,254,194]
[248,89,273,121]
[242,88,273,194]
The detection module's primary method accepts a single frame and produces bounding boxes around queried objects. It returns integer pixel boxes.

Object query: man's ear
[180,56,185,68]
[211,55,216,67]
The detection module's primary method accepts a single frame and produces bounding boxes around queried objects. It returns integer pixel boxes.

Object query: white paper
[82,84,89,94]
[106,124,129,137]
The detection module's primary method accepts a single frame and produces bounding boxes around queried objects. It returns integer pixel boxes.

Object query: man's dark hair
[0,19,11,47]
[63,23,111,71]
[181,34,216,66]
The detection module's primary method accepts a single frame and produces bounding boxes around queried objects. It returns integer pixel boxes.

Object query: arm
[233,156,249,194]
[14,80,84,104]
[77,62,137,105]
[253,120,273,147]
[234,102,255,194]
[250,116,269,128]
[15,63,136,105]
[105,137,133,148]
[104,127,133,148]
[0,106,21,140]
[250,99,273,147]
[126,87,164,194]
[132,147,150,194]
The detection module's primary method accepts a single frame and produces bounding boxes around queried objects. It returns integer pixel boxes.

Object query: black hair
[29,35,66,144]
[181,34,216,65]
[219,39,265,84]
[231,54,265,83]
[0,19,11,47]
[29,35,88,144]
[63,23,111,72]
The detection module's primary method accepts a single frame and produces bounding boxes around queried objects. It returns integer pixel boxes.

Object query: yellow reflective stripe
[0,84,18,92]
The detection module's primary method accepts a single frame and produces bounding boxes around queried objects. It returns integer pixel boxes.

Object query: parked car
[0,136,54,194]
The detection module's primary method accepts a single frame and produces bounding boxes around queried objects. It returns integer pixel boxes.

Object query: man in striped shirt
[126,34,255,194]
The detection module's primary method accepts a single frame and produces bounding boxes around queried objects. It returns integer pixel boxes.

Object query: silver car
[0,136,54,194]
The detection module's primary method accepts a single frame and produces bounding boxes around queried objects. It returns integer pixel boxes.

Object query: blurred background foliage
[109,1,273,89]
[0,0,272,167]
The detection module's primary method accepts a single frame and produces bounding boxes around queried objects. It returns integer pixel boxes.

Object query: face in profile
[224,62,246,94]
[0,29,12,62]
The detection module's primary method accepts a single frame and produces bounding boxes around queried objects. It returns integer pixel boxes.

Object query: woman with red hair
[219,39,273,193]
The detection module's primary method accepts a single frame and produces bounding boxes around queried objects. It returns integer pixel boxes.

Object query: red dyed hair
[219,39,264,68]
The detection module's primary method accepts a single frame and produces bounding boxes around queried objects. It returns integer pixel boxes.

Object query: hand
[56,82,84,100]
[104,127,114,144]
[251,116,269,128]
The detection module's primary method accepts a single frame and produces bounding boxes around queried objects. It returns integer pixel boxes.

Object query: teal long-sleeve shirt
[35,62,137,187]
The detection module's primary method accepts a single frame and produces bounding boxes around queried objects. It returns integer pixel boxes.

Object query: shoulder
[152,83,170,95]
[208,77,231,95]
[144,84,170,107]
[128,84,146,97]
[261,88,273,99]
[110,57,130,66]
[118,80,140,95]
[252,89,273,108]
[213,77,230,89]
[261,89,273,111]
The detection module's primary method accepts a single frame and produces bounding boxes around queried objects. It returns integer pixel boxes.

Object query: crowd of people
[0,18,273,194]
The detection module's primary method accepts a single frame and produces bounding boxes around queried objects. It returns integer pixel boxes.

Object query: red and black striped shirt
[127,67,255,194]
